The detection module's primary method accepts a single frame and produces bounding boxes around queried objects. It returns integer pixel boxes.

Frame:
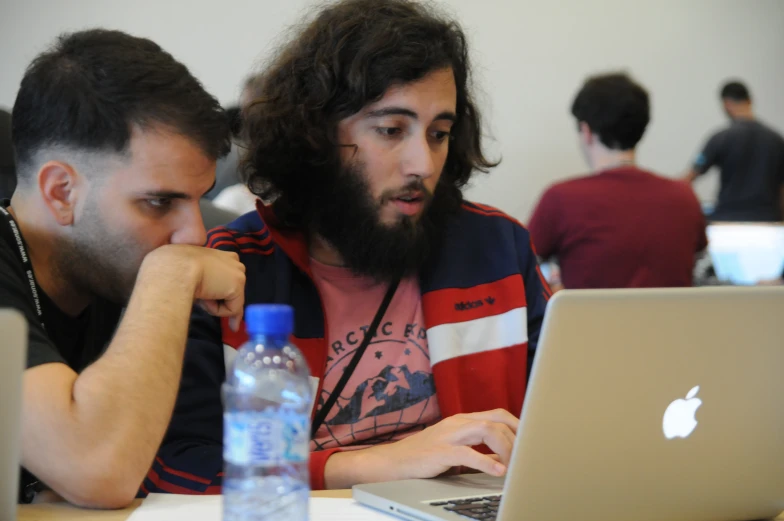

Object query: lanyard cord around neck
[0,205,46,330]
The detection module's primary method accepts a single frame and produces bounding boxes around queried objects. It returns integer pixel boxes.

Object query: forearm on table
[26,264,199,507]
[73,268,198,470]
[323,445,404,490]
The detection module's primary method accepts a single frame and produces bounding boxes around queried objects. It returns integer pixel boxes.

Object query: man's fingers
[450,446,507,477]
[197,299,220,316]
[197,292,245,328]
[229,315,242,332]
[206,297,244,318]
[222,296,244,332]
[499,421,516,449]
[226,297,244,332]
[214,249,241,264]
[476,423,515,466]
[459,409,520,434]
[448,419,515,467]
[484,423,516,466]
[220,291,245,318]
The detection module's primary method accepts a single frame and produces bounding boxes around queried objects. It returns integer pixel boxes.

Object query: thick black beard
[308,163,455,282]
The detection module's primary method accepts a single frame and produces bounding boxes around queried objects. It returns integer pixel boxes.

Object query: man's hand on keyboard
[324,409,519,489]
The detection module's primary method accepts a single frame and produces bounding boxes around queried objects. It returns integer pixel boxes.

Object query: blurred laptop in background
[707,223,784,285]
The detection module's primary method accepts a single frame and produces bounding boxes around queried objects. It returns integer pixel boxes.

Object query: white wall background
[1,0,783,222]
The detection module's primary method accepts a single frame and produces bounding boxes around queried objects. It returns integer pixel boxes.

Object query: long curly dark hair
[243,0,497,228]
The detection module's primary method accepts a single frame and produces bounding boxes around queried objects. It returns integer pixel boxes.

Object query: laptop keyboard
[428,494,502,520]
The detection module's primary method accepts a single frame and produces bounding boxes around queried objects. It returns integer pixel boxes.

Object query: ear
[37,161,83,226]
[579,121,594,146]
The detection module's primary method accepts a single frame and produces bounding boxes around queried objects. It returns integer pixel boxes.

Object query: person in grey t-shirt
[685,81,784,222]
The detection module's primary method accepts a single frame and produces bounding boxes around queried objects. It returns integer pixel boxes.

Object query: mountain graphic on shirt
[326,365,435,426]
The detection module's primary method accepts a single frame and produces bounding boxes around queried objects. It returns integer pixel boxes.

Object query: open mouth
[395,192,423,203]
[390,191,426,216]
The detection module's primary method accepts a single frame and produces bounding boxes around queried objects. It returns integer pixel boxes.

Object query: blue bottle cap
[245,304,294,336]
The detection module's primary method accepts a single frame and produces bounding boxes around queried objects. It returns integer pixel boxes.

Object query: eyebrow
[365,107,457,123]
[141,178,216,200]
[141,190,192,200]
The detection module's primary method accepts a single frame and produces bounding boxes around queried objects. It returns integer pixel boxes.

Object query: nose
[170,202,208,246]
[402,133,436,181]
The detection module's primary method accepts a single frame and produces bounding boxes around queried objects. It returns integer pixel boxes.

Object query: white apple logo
[662,386,702,440]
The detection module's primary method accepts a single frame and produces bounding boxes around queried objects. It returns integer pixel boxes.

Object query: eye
[145,198,173,212]
[375,127,403,138]
[430,130,452,142]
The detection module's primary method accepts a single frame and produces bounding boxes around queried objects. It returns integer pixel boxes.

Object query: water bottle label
[224,410,309,466]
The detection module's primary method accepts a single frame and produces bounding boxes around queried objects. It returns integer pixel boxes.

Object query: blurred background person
[529,73,707,289]
[684,81,784,222]
[205,75,261,215]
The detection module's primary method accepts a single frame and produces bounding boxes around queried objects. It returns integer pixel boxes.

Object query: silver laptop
[354,287,784,521]
[1,309,27,519]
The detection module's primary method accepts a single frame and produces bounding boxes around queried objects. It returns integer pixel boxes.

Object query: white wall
[1,0,783,222]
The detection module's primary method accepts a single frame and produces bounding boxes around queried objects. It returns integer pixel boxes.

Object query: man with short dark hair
[529,73,707,289]
[684,80,784,222]
[149,0,550,494]
[2,29,246,507]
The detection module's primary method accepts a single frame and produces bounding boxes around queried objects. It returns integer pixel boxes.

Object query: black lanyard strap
[0,204,45,330]
[311,277,401,439]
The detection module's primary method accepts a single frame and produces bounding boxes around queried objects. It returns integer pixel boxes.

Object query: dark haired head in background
[225,106,243,138]
[0,109,13,199]
[719,80,753,120]
[11,28,230,304]
[203,73,264,202]
[571,72,650,152]
[721,81,751,102]
[529,71,708,292]
[243,0,496,280]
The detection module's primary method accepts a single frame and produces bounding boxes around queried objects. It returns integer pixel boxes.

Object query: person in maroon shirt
[529,73,708,290]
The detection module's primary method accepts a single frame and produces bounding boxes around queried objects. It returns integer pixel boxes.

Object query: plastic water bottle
[223,304,312,521]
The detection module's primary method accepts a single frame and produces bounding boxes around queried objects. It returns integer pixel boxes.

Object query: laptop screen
[707,223,784,285]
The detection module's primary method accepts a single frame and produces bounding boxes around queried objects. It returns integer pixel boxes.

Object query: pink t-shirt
[309,259,441,451]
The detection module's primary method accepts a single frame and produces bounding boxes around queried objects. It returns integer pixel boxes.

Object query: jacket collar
[255,200,314,276]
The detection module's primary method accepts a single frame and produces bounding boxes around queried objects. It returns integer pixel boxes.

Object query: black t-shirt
[0,110,14,200]
[0,208,122,500]
[695,119,784,222]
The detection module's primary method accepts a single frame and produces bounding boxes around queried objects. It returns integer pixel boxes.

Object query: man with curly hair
[529,73,707,290]
[147,0,551,493]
